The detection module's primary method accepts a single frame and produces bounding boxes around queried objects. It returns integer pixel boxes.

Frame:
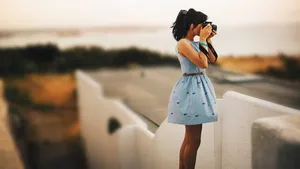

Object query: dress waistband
[182,71,205,76]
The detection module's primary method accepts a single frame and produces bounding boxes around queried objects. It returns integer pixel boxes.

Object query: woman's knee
[185,125,202,148]
[186,133,201,148]
[188,135,201,148]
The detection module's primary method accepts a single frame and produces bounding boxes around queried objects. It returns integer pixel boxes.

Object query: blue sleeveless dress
[167,40,218,125]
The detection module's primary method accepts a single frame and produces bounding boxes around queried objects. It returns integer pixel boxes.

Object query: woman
[168,8,218,169]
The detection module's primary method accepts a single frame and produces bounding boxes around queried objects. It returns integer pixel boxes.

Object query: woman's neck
[185,32,194,41]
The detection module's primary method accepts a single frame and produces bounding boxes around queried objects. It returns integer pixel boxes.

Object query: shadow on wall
[108,117,122,134]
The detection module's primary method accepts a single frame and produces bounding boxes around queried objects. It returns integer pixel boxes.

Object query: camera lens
[202,22,209,28]
[212,24,217,32]
[202,21,212,28]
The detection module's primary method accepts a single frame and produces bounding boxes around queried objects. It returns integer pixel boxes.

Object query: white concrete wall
[0,80,8,124]
[152,100,223,169]
[0,80,24,169]
[221,91,300,169]
[251,114,300,169]
[76,70,300,169]
[76,71,148,169]
[117,125,154,169]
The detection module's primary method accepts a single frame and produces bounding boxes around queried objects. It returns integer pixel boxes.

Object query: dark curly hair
[171,8,208,41]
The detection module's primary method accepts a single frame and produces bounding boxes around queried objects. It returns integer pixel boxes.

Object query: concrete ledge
[77,70,300,169]
[0,80,8,123]
[252,114,300,169]
[0,80,24,169]
[222,74,263,83]
[221,91,299,169]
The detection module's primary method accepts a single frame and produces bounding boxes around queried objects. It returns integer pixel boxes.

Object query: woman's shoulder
[177,38,192,51]
[177,38,199,53]
[177,38,190,45]
[176,39,188,57]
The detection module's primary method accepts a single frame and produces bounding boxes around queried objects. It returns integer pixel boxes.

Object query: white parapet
[76,70,300,169]
[0,80,8,123]
[221,91,300,169]
[0,80,24,169]
[252,114,300,169]
[75,70,148,169]
[117,125,154,169]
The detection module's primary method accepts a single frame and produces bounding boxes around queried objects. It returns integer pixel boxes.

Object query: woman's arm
[207,39,217,63]
[178,38,209,69]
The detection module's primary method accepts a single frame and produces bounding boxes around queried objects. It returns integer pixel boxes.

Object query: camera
[202,21,217,32]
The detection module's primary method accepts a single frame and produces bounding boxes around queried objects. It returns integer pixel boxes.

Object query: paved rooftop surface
[87,65,300,133]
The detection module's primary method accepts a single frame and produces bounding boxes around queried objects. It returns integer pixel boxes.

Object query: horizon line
[1,21,299,33]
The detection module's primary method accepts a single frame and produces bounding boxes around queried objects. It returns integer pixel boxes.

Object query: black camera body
[202,21,217,32]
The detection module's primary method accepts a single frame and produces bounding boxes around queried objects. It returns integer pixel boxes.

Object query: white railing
[75,70,300,169]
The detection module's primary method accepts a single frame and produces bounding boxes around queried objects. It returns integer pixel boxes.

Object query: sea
[0,23,299,57]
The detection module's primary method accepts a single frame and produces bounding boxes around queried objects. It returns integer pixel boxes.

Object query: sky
[0,0,299,30]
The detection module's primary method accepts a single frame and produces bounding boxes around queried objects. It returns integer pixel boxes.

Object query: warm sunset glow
[0,0,299,30]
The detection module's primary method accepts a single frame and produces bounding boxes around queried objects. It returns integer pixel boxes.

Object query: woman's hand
[207,31,217,40]
[199,24,212,41]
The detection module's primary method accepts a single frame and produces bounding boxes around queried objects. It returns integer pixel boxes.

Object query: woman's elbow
[211,57,217,63]
[198,62,208,69]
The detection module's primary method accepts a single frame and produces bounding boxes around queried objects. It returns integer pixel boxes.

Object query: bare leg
[179,132,187,169]
[183,124,203,169]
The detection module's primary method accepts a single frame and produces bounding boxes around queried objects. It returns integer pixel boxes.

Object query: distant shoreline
[1,21,299,37]
[1,21,299,33]
[0,25,167,36]
[1,43,299,82]
[217,55,300,73]
[1,23,299,57]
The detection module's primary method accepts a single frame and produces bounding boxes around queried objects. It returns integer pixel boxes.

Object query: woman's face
[191,23,202,36]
